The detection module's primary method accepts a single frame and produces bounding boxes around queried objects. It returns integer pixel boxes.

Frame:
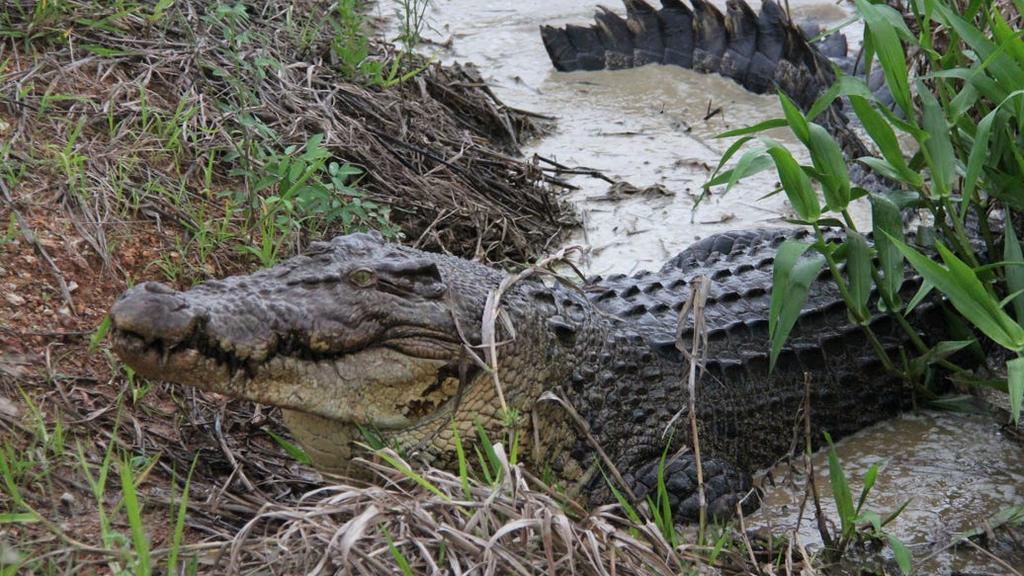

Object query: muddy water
[397,0,853,273]
[387,0,1024,570]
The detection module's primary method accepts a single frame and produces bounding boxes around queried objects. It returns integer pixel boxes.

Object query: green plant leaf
[849,96,921,187]
[807,123,850,210]
[846,230,872,320]
[855,462,879,516]
[917,80,955,198]
[769,241,824,370]
[119,457,151,576]
[825,432,856,539]
[724,146,771,194]
[1008,356,1024,426]
[888,234,1024,350]
[715,118,788,138]
[870,194,905,306]
[888,534,913,575]
[778,90,809,143]
[1005,223,1024,327]
[265,429,312,465]
[763,140,820,223]
[855,0,913,117]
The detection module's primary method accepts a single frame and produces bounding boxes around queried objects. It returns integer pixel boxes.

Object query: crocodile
[110,227,931,519]
[108,0,933,520]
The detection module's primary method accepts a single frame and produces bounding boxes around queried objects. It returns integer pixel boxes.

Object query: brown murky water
[386,0,1024,571]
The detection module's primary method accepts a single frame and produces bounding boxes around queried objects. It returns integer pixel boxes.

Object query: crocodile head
[110,232,507,472]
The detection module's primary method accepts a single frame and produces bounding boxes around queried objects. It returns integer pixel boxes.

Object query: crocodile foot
[628,452,759,521]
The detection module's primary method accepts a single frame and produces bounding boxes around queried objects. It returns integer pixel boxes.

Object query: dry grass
[1,0,575,277]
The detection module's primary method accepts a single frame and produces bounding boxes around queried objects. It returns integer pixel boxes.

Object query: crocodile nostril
[110,283,198,344]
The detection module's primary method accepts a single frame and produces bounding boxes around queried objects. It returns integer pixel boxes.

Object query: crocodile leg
[628,452,758,521]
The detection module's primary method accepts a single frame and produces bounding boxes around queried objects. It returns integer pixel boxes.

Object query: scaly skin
[110,228,929,519]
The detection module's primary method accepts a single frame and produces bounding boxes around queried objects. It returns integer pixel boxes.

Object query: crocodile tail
[539,0,849,106]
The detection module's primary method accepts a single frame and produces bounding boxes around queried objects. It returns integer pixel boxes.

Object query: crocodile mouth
[111,327,474,430]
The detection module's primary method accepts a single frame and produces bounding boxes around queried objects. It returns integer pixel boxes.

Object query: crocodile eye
[349,268,375,288]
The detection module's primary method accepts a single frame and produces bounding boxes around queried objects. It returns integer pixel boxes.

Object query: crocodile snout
[110,282,204,344]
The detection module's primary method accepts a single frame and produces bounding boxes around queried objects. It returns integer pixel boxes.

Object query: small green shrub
[708,0,1024,423]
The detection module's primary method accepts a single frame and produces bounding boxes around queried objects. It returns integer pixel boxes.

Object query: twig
[675,276,711,541]
[538,389,637,503]
[802,372,834,550]
[532,154,616,184]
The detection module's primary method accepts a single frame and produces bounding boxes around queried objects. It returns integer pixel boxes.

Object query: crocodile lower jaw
[112,330,466,432]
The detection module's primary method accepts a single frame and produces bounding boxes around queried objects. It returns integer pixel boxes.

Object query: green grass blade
[854,463,879,516]
[168,455,199,576]
[382,526,414,576]
[806,74,876,121]
[119,457,151,576]
[888,234,1024,350]
[452,423,472,500]
[824,433,856,540]
[265,430,312,465]
[964,107,997,201]
[474,421,503,484]
[715,118,788,138]
[375,450,451,502]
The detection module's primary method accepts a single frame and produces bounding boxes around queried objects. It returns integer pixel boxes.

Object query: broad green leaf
[917,81,955,198]
[888,234,1024,350]
[856,0,912,117]
[725,147,771,194]
[808,123,850,210]
[1008,357,1024,425]
[849,96,922,187]
[769,240,813,360]
[870,194,905,306]
[806,75,877,121]
[825,432,856,539]
[778,90,809,143]
[859,157,909,183]
[769,241,825,370]
[888,534,913,575]
[764,141,820,223]
[1004,223,1024,326]
[705,155,774,189]
[846,231,872,320]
